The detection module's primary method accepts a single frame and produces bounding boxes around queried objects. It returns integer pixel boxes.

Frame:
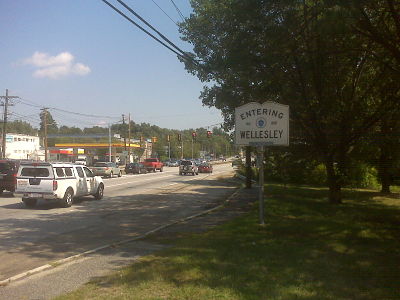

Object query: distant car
[169,160,179,167]
[232,159,242,167]
[179,160,198,176]
[91,162,121,178]
[74,158,87,166]
[125,163,148,174]
[0,159,21,195]
[198,163,213,173]
[142,158,164,172]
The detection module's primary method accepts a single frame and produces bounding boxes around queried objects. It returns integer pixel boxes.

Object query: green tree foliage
[39,109,58,135]
[7,120,37,136]
[179,0,400,203]
[348,0,400,70]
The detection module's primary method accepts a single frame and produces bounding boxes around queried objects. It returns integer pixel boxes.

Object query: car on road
[91,162,121,178]
[0,159,20,195]
[179,160,198,176]
[232,159,243,167]
[143,158,164,172]
[125,163,148,174]
[198,163,213,173]
[15,162,104,208]
[168,160,180,167]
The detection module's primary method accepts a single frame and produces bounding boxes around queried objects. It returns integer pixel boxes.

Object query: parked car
[125,163,148,174]
[169,160,179,167]
[0,159,20,195]
[198,163,213,173]
[142,158,164,172]
[179,160,198,176]
[91,162,121,178]
[15,162,104,208]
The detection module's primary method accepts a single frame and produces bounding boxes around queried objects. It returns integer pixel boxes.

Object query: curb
[235,173,257,184]
[0,185,242,287]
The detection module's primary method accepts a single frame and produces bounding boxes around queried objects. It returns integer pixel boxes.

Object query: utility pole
[128,113,131,163]
[41,108,49,162]
[108,124,112,162]
[122,114,126,150]
[0,89,18,159]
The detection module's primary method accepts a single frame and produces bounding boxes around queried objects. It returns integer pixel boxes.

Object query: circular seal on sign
[256,117,266,128]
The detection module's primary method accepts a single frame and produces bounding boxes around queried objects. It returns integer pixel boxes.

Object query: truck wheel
[61,189,74,208]
[94,184,104,200]
[0,189,3,195]
[153,168,156,172]
[160,167,163,172]
[23,198,37,208]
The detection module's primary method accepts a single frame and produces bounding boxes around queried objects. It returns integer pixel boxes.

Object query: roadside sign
[235,101,289,146]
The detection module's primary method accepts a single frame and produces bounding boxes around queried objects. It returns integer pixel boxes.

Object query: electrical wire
[170,0,185,22]
[115,0,196,65]
[18,98,119,119]
[150,0,179,26]
[9,112,41,125]
[101,0,199,67]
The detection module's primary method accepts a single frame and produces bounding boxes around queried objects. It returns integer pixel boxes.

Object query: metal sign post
[235,102,290,225]
[258,146,265,225]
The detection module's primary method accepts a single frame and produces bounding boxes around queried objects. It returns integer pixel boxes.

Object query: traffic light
[207,131,212,138]
[152,137,158,143]
[167,134,170,142]
[177,133,182,142]
[192,132,197,141]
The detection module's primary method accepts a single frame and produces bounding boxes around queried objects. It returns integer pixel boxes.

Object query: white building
[2,133,42,160]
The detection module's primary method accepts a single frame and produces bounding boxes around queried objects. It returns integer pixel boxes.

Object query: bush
[308,164,327,185]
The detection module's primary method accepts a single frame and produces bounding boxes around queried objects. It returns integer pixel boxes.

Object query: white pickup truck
[15,162,104,208]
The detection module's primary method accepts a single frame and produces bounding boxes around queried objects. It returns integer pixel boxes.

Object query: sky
[0,0,222,131]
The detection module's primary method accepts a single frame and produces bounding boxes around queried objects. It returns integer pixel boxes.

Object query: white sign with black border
[235,101,289,146]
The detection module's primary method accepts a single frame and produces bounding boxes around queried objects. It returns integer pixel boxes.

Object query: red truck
[142,158,164,172]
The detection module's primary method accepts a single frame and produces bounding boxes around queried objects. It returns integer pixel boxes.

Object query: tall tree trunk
[379,119,392,194]
[325,157,342,204]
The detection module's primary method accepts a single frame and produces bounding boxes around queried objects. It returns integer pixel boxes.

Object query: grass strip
[57,184,400,300]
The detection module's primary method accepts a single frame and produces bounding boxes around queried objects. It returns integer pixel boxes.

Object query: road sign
[235,101,289,146]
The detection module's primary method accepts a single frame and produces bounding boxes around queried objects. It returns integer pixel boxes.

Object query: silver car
[91,162,121,178]
[179,160,198,176]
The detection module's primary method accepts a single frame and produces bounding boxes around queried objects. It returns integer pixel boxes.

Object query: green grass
[57,184,400,300]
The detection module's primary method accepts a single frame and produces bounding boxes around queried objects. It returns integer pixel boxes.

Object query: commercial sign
[235,101,289,146]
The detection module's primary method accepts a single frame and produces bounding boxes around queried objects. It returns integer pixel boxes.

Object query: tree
[180,0,399,203]
[39,109,58,135]
[349,0,400,70]
[7,120,37,136]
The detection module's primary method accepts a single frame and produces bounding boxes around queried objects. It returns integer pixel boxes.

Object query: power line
[170,0,185,22]
[150,0,179,26]
[18,98,119,119]
[115,0,196,64]
[101,0,199,67]
[9,112,41,124]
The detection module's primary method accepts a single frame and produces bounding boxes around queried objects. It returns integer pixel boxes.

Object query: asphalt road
[0,163,236,287]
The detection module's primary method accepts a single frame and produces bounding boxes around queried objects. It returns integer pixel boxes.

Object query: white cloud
[23,51,90,79]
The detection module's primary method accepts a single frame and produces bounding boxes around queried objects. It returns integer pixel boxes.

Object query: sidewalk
[0,178,257,299]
